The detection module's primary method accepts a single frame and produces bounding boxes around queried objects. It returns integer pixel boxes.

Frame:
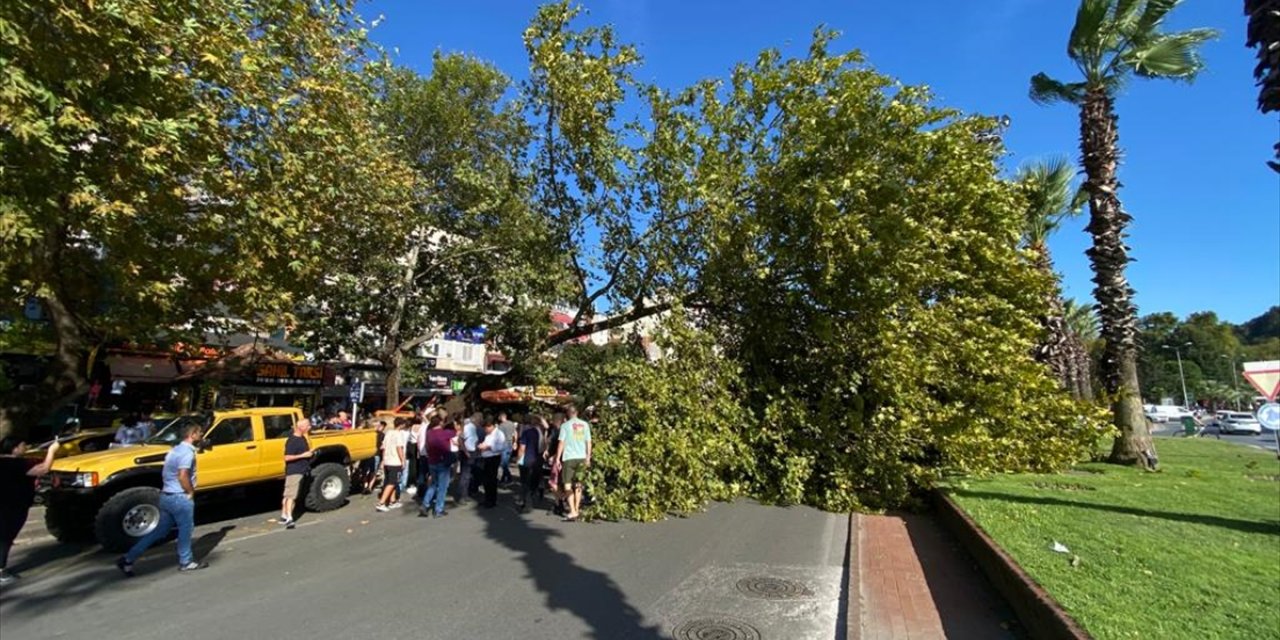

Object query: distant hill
[1235,306,1280,345]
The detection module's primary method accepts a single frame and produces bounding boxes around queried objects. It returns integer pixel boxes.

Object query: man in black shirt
[280,419,314,529]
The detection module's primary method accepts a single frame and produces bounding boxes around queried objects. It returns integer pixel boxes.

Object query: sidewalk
[851,513,1022,640]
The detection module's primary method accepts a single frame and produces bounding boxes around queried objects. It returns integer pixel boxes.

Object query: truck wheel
[45,501,94,543]
[304,463,349,512]
[95,487,163,552]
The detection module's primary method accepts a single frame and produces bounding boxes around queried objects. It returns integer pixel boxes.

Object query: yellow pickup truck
[40,407,377,551]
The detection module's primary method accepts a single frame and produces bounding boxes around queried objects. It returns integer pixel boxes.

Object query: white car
[1218,412,1263,435]
[1144,405,1193,423]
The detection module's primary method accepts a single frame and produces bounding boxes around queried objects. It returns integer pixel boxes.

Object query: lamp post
[1220,354,1241,410]
[1161,342,1193,409]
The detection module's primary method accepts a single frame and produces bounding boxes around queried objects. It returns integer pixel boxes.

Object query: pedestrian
[338,410,353,430]
[515,416,545,513]
[375,418,408,512]
[0,435,60,585]
[475,418,508,508]
[497,411,518,484]
[418,416,457,518]
[412,412,432,501]
[114,414,145,446]
[280,418,315,528]
[116,423,208,576]
[555,406,592,521]
[457,413,480,505]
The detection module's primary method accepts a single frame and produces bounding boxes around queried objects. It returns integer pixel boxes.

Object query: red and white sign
[1242,360,1280,402]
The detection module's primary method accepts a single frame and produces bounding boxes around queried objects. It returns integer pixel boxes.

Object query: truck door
[259,412,295,478]
[198,415,261,488]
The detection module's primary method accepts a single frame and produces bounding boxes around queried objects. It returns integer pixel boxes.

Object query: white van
[1143,404,1192,423]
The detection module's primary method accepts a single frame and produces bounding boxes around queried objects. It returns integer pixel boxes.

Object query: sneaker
[388,502,404,510]
[0,569,17,586]
[276,516,290,524]
[178,561,208,572]
[375,504,390,512]
[284,518,296,529]
[406,486,417,496]
[115,558,135,578]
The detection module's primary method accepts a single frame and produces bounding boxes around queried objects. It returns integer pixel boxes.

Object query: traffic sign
[1242,361,1280,402]
[1257,403,1280,431]
[349,380,366,405]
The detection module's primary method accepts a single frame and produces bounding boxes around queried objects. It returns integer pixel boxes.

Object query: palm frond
[1029,73,1087,105]
[1135,0,1180,35]
[1069,0,1114,64]
[1063,298,1100,341]
[1122,28,1219,79]
[1017,156,1080,245]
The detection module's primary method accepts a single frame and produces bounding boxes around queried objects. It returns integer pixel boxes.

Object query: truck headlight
[55,472,98,488]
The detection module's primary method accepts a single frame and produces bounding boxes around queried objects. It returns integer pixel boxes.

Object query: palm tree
[1064,298,1101,341]
[1017,158,1092,401]
[1030,0,1217,467]
[1246,0,1280,171]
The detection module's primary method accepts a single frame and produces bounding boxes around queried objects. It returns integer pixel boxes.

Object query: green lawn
[946,438,1280,640]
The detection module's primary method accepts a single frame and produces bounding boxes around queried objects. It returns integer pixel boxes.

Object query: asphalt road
[1149,421,1280,453]
[0,487,850,640]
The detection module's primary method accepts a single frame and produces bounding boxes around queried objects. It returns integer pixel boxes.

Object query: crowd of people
[0,403,594,584]
[358,406,594,522]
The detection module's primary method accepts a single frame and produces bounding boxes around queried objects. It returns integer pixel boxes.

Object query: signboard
[1242,360,1280,402]
[1256,403,1280,431]
[348,381,366,405]
[443,326,487,344]
[252,362,324,387]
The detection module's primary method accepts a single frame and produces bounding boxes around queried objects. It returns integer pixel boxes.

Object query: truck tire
[45,501,95,543]
[304,463,349,512]
[95,487,163,552]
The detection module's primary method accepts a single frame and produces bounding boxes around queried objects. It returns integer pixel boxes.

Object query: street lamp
[1220,354,1241,410]
[1161,342,1193,409]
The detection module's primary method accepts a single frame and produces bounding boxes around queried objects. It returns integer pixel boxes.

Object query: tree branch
[543,301,673,350]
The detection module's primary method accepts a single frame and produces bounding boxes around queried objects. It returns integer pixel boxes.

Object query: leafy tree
[293,55,561,405]
[0,0,412,433]
[1246,0,1280,171]
[1030,0,1218,466]
[686,31,1109,510]
[1016,158,1092,400]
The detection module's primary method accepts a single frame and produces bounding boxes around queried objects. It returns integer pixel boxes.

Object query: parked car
[1217,412,1263,435]
[1144,405,1193,423]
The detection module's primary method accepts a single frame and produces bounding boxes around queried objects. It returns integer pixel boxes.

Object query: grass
[946,438,1280,640]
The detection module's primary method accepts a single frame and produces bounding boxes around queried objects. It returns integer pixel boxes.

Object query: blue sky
[365,0,1279,324]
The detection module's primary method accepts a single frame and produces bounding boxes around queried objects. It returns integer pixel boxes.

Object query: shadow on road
[898,512,1023,639]
[948,490,1280,534]
[475,492,665,639]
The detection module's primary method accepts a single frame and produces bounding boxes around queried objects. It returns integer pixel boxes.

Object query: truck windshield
[146,413,213,446]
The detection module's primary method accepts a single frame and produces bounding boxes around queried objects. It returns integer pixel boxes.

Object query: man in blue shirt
[116,422,209,576]
[555,406,592,521]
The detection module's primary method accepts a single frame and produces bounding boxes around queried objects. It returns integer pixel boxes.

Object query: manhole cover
[734,575,814,600]
[671,617,762,640]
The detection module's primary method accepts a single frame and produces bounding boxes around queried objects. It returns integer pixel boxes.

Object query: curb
[845,513,862,640]
[932,490,1092,640]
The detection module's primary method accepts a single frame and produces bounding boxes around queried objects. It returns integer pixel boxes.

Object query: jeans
[517,463,543,510]
[456,457,473,502]
[422,462,452,515]
[499,449,512,483]
[415,458,430,503]
[125,493,195,566]
[479,456,500,507]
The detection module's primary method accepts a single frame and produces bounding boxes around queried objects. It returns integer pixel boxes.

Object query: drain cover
[671,617,762,640]
[734,575,814,600]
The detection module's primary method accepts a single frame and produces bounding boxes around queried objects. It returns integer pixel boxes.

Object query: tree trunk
[1079,87,1153,467]
[383,241,421,408]
[1030,245,1090,401]
[43,291,89,401]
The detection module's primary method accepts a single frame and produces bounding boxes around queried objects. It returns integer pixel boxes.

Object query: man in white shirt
[411,415,431,504]
[375,419,408,512]
[475,419,508,508]
[457,414,481,505]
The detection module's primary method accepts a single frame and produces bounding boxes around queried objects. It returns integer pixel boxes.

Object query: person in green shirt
[554,406,592,521]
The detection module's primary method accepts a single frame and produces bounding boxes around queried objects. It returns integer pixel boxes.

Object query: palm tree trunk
[1030,245,1082,399]
[1079,87,1153,467]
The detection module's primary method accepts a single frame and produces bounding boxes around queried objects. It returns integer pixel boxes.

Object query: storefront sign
[253,362,324,387]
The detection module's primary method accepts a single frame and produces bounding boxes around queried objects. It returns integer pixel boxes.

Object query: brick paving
[854,513,1021,640]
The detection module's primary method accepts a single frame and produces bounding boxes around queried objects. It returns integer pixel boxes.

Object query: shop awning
[106,356,179,383]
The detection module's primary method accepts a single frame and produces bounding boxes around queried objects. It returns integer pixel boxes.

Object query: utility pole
[1220,354,1241,410]
[1162,342,1193,409]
